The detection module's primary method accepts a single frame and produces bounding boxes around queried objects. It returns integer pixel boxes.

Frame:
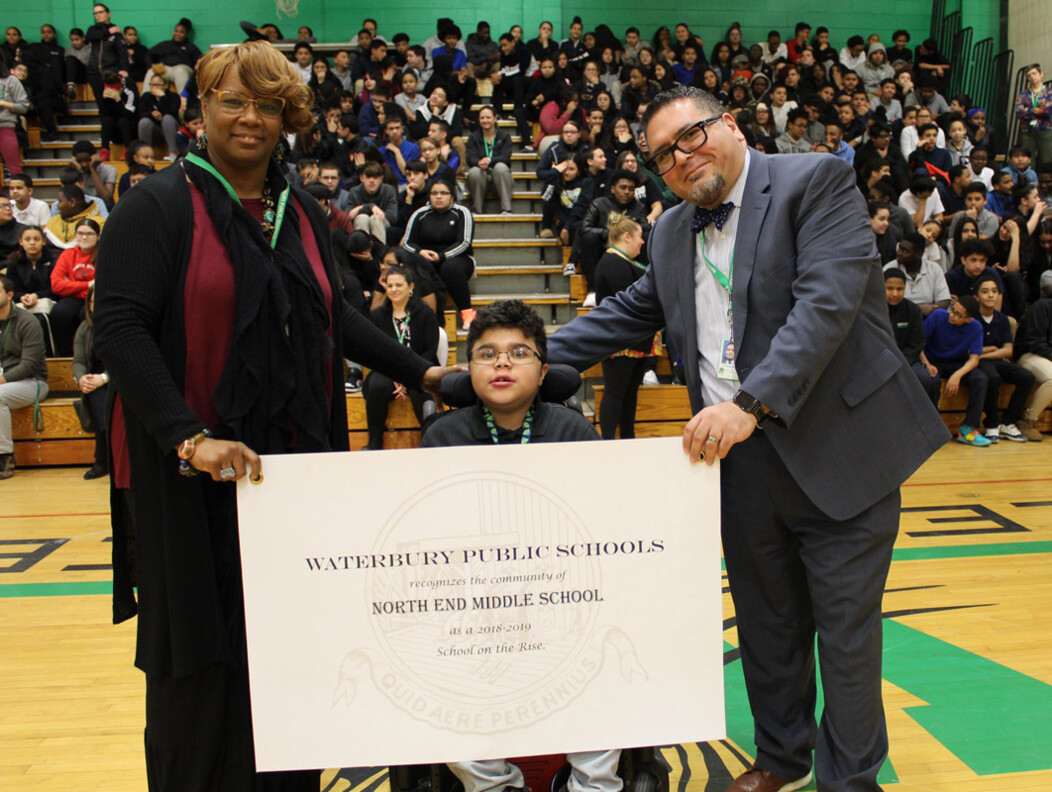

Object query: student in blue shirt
[380,117,420,185]
[945,238,1004,299]
[920,295,990,445]
[985,170,1016,219]
[431,25,468,72]
[1001,145,1038,186]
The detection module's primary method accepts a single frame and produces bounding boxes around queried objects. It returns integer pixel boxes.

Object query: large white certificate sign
[237,437,724,772]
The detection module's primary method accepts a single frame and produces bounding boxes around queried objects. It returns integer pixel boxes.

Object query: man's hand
[945,372,963,396]
[371,205,386,220]
[925,361,939,378]
[683,400,758,466]
[89,153,102,171]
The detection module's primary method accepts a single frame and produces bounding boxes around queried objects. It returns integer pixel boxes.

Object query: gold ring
[250,472,264,485]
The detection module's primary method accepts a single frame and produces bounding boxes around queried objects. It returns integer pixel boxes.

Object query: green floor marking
[892,540,1052,562]
[722,641,899,786]
[882,619,1052,774]
[0,581,112,598]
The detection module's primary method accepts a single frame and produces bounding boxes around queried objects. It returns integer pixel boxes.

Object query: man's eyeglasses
[209,89,285,118]
[643,115,723,176]
[470,345,543,365]
[949,305,971,320]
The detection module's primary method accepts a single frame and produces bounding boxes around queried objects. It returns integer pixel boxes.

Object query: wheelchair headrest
[438,363,582,408]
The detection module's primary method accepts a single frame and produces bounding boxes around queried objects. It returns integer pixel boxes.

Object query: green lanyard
[611,245,646,271]
[483,406,534,444]
[185,152,290,249]
[483,134,495,159]
[699,232,734,330]
[392,313,410,346]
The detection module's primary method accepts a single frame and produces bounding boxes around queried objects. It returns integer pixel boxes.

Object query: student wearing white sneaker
[973,274,1034,442]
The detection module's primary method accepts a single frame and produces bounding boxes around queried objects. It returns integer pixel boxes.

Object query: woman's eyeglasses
[210,89,285,118]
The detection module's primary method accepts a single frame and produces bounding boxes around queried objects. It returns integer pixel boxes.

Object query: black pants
[491,74,525,112]
[436,255,474,311]
[145,661,319,792]
[932,360,988,428]
[1001,270,1027,319]
[572,230,605,290]
[100,108,135,150]
[979,358,1035,427]
[722,430,899,791]
[599,356,646,439]
[50,297,84,357]
[85,384,109,466]
[513,101,541,147]
[362,372,432,449]
[911,361,942,408]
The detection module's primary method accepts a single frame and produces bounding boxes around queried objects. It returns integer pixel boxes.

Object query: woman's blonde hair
[607,211,642,247]
[196,41,314,134]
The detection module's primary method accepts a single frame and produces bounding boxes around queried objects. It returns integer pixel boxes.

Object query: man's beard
[689,172,726,207]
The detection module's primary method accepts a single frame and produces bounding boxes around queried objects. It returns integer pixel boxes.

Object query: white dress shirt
[694,150,750,407]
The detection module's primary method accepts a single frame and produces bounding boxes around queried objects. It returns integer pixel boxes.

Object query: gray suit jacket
[548,151,950,520]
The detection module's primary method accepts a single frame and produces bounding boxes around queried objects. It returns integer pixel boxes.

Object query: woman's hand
[190,438,263,483]
[392,382,408,400]
[21,293,38,308]
[421,365,465,398]
[79,374,102,393]
[419,249,440,262]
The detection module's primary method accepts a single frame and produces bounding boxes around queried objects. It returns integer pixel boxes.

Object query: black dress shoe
[83,464,108,480]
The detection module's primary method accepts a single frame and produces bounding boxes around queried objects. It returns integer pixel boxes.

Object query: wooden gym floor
[2,441,1051,791]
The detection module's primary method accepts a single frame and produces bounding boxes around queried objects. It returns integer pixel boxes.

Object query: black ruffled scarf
[182,151,334,454]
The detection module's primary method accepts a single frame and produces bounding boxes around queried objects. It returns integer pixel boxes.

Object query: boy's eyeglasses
[209,89,285,118]
[470,345,543,365]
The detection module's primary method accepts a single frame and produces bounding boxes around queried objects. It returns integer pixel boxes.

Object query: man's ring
[219,466,237,480]
[706,435,720,444]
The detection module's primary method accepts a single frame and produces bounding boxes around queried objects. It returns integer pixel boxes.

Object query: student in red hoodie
[50,217,99,355]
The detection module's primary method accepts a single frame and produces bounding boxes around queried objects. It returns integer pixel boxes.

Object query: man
[948,182,999,240]
[824,123,854,165]
[882,231,950,315]
[345,161,397,244]
[936,164,971,223]
[380,117,420,185]
[331,49,354,91]
[0,275,49,480]
[121,26,149,82]
[45,184,106,248]
[870,78,902,122]
[785,22,810,63]
[907,123,953,182]
[291,41,313,84]
[8,175,51,227]
[405,45,433,87]
[466,21,499,79]
[318,161,351,212]
[24,24,67,141]
[431,24,468,72]
[491,33,530,110]
[547,86,948,792]
[66,140,117,208]
[775,108,810,154]
[986,170,1016,219]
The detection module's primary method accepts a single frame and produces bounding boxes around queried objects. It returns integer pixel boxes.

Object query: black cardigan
[94,164,432,676]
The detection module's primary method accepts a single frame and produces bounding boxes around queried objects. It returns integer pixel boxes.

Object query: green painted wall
[7,1,1002,58]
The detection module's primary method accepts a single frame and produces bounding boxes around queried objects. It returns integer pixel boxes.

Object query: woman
[990,217,1027,318]
[966,107,995,152]
[401,178,476,328]
[0,57,29,175]
[147,18,202,94]
[6,226,58,352]
[99,68,138,157]
[946,117,974,167]
[725,23,746,61]
[1016,64,1052,169]
[652,61,676,91]
[93,41,451,792]
[869,202,897,264]
[362,265,439,449]
[73,285,110,479]
[50,217,99,356]
[597,47,623,105]
[115,140,155,198]
[417,135,457,186]
[949,216,979,269]
[537,85,581,152]
[697,68,729,104]
[671,23,705,63]
[307,57,340,107]
[526,21,559,76]
[372,246,444,315]
[709,42,733,89]
[465,106,513,214]
[651,27,674,63]
[599,116,637,159]
[595,213,656,439]
[744,103,777,140]
[540,154,584,245]
[137,74,181,158]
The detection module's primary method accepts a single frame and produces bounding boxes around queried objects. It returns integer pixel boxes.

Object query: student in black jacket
[362,264,439,449]
[402,178,476,327]
[465,107,513,214]
[137,74,181,157]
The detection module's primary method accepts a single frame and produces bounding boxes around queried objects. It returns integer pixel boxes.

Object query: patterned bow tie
[691,202,736,233]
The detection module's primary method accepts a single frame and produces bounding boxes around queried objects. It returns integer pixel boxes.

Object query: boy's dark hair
[959,238,993,261]
[916,122,940,137]
[956,294,980,318]
[786,107,809,125]
[70,27,85,37]
[392,32,410,44]
[964,181,987,197]
[0,275,14,294]
[127,163,152,177]
[71,139,96,157]
[183,106,202,123]
[902,231,927,250]
[892,29,910,41]
[408,45,427,59]
[59,166,83,186]
[1012,182,1037,204]
[59,184,85,202]
[626,27,640,36]
[610,168,638,187]
[948,164,968,182]
[339,113,358,132]
[428,118,451,137]
[303,182,332,202]
[296,157,318,172]
[884,267,907,281]
[8,173,32,188]
[867,200,888,218]
[1009,145,1032,159]
[846,35,864,49]
[971,272,1001,294]
[466,300,548,363]
[318,160,339,173]
[909,174,936,194]
[347,229,373,254]
[360,161,384,178]
[294,42,313,55]
[404,159,428,175]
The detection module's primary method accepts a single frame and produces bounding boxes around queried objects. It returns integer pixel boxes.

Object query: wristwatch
[176,429,212,461]
[732,390,767,424]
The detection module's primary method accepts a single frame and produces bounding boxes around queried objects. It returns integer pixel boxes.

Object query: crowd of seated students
[4,11,1052,446]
